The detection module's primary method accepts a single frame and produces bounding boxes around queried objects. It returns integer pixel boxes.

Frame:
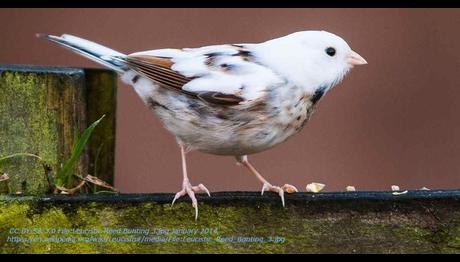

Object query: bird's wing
[122,44,284,105]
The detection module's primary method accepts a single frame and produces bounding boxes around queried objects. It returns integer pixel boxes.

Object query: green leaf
[0,153,43,168]
[72,126,79,151]
[92,142,105,193]
[56,115,105,187]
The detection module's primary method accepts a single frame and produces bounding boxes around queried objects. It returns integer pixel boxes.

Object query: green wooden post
[0,65,117,194]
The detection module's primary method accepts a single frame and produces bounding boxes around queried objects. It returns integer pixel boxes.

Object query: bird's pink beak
[347,50,367,67]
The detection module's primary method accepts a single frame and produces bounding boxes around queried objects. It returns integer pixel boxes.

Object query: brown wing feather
[126,55,190,91]
[197,91,244,105]
[123,54,243,105]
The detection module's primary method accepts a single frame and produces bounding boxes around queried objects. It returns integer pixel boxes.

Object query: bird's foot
[171,179,211,220]
[261,182,298,207]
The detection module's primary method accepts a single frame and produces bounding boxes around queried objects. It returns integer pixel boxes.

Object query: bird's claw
[261,182,298,207]
[171,181,211,220]
[192,183,211,197]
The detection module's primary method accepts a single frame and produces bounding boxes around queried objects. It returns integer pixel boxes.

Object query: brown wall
[1,8,460,193]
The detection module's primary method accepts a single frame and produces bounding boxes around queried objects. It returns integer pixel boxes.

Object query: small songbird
[38,31,367,219]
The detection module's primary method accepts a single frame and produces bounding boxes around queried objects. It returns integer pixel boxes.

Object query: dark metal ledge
[2,190,460,204]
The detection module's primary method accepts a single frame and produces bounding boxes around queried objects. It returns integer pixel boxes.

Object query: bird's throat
[311,85,329,105]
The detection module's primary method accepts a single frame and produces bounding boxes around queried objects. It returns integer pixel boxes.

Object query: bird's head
[296,31,367,86]
[256,30,367,94]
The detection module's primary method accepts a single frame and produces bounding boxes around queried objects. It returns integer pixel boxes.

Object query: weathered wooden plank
[84,69,117,186]
[0,191,459,254]
[0,65,117,194]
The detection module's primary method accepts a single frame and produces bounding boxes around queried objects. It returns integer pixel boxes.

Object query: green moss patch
[1,194,460,253]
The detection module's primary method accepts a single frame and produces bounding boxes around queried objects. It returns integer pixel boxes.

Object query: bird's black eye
[325,47,336,57]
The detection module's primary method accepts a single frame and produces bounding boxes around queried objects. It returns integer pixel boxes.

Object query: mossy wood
[1,191,460,254]
[0,65,117,194]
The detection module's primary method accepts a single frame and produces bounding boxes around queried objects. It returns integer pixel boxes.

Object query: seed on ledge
[306,182,325,193]
[346,186,356,192]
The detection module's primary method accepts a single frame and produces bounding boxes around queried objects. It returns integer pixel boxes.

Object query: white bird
[38,31,367,219]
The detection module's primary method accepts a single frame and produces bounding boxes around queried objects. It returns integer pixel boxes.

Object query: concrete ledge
[1,191,460,253]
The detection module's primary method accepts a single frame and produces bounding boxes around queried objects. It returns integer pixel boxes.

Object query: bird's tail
[37,33,128,73]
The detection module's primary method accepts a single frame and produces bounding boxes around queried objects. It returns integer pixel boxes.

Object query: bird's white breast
[124,71,316,156]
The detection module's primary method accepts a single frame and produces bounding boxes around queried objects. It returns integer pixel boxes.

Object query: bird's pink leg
[236,155,298,207]
[171,145,210,220]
